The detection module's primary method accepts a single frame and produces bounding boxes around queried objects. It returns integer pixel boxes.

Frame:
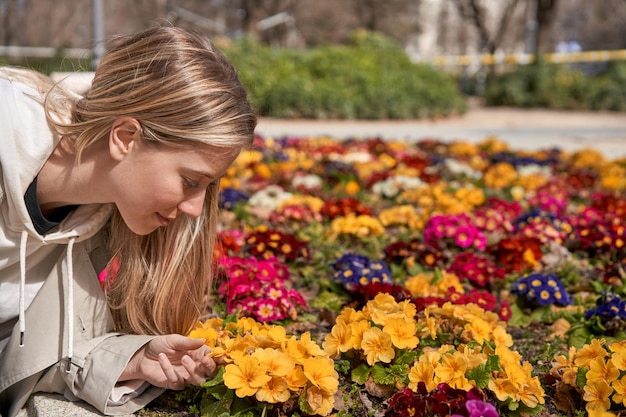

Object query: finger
[168,334,207,351]
[200,355,217,378]
[181,355,206,385]
[158,352,186,390]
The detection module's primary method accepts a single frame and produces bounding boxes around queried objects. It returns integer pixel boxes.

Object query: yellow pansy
[306,385,335,416]
[286,332,326,364]
[252,348,295,377]
[223,356,272,398]
[255,376,291,404]
[284,366,308,391]
[586,357,620,384]
[303,356,339,395]
[361,326,395,366]
[583,379,613,414]
[612,375,626,407]
[435,351,473,390]
[383,317,419,350]
[408,359,437,392]
[350,319,372,351]
[575,338,609,367]
[322,320,353,358]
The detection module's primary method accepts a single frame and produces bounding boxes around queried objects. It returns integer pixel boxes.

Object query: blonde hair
[42,27,255,335]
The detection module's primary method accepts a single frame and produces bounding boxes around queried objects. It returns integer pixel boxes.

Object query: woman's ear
[109,117,142,161]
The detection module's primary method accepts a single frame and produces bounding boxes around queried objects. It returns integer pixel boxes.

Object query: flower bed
[144,135,626,417]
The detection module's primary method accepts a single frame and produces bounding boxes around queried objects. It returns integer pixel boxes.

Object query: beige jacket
[0,72,163,416]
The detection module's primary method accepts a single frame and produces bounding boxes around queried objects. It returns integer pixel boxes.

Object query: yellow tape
[422,49,626,67]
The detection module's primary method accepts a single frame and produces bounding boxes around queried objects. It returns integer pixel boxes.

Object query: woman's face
[108,120,240,235]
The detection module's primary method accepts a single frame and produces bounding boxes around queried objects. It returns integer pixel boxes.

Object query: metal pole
[92,0,105,70]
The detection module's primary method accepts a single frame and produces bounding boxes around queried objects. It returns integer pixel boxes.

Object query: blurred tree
[450,0,522,55]
[534,0,559,54]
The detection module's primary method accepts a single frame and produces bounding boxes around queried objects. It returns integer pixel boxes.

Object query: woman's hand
[120,334,218,390]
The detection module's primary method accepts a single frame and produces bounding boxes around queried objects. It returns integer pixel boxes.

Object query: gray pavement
[256,107,626,159]
[16,107,626,417]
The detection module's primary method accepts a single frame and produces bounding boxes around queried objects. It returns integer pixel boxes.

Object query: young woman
[0,26,256,416]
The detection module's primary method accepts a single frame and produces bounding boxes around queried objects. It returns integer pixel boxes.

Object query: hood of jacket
[0,74,113,245]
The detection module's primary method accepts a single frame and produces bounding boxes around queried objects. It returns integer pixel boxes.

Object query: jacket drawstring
[65,236,76,372]
[19,231,27,347]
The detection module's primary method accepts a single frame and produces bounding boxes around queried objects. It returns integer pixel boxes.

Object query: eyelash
[183,177,200,189]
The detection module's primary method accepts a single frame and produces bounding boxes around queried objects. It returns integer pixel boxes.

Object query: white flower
[444,158,482,179]
[371,175,425,198]
[341,151,373,164]
[292,174,323,190]
[248,185,293,211]
[517,164,552,177]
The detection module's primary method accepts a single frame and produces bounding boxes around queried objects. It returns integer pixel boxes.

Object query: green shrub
[223,31,467,120]
[484,58,626,111]
[586,61,626,112]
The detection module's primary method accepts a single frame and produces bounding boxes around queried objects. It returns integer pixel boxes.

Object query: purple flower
[465,400,499,417]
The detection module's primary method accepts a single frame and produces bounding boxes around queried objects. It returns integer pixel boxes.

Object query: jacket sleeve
[56,333,165,415]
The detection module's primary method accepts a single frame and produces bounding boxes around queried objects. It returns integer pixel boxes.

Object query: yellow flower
[492,326,513,348]
[330,214,385,237]
[551,346,579,386]
[188,322,220,347]
[488,377,519,403]
[408,360,437,392]
[350,319,371,350]
[609,341,626,371]
[285,366,308,391]
[323,320,353,358]
[518,376,546,408]
[575,338,608,368]
[336,306,366,325]
[223,356,272,398]
[286,332,326,364]
[344,179,360,196]
[483,162,517,189]
[583,379,613,414]
[586,357,620,384]
[255,376,291,403]
[306,385,335,416]
[612,375,626,407]
[383,317,419,350]
[361,326,395,365]
[255,325,288,349]
[303,357,339,395]
[464,318,493,345]
[434,351,472,390]
[378,205,424,230]
[252,348,295,377]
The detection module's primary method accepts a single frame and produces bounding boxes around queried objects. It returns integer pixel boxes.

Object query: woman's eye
[183,177,200,189]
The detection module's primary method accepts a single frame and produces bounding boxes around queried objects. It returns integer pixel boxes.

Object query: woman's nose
[178,191,205,218]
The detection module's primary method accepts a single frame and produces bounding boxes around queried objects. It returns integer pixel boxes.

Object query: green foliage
[485,58,626,111]
[223,31,467,119]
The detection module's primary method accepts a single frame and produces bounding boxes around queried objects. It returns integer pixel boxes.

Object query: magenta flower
[458,399,499,417]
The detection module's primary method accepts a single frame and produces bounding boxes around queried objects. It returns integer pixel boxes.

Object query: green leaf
[508,400,520,411]
[576,366,588,388]
[486,354,501,372]
[394,350,419,366]
[467,364,490,389]
[567,323,592,348]
[507,303,532,327]
[352,363,372,384]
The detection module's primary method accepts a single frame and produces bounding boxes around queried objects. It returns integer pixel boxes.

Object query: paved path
[256,107,626,159]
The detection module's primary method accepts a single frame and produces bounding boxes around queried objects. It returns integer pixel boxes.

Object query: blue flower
[331,253,392,290]
[584,292,626,320]
[219,188,249,210]
[511,273,572,307]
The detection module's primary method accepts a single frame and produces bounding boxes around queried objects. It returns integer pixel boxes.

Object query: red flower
[320,197,373,220]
